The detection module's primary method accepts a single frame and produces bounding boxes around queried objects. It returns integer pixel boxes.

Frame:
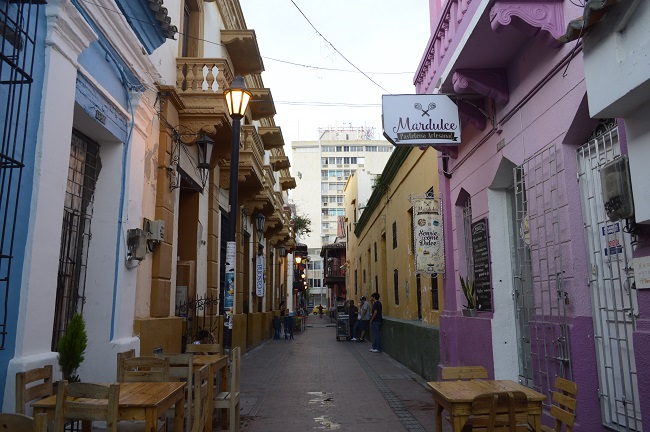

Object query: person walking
[369,293,383,353]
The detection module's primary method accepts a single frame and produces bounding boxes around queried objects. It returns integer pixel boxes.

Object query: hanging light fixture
[255,213,266,238]
[278,244,286,258]
[196,133,215,189]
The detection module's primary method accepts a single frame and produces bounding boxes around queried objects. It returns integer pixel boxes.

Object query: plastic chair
[53,381,120,432]
[0,413,48,432]
[461,391,529,432]
[15,365,53,415]
[541,377,578,432]
[215,347,241,432]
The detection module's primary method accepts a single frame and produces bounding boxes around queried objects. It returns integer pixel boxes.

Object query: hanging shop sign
[412,196,444,274]
[471,219,492,311]
[256,254,265,296]
[382,94,460,146]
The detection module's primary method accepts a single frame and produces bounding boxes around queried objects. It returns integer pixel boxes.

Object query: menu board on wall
[471,218,492,311]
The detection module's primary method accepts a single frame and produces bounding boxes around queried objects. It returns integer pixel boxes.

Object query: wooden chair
[155,353,194,432]
[461,391,529,432]
[0,413,48,432]
[15,365,53,414]
[190,365,210,432]
[117,356,170,382]
[53,381,120,432]
[185,343,222,355]
[441,365,489,380]
[215,347,241,432]
[541,377,578,432]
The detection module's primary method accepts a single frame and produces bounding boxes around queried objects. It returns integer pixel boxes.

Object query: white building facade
[291,127,392,308]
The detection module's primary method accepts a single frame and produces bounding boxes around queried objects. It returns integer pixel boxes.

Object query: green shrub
[57,313,87,382]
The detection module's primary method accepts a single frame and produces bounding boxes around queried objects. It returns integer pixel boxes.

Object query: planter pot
[462,308,477,317]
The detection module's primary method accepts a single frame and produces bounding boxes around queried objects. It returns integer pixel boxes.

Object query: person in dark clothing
[272,315,281,340]
[348,300,358,340]
[369,293,383,353]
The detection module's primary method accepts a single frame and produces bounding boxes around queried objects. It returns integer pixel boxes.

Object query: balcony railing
[175,58,233,93]
[416,0,479,94]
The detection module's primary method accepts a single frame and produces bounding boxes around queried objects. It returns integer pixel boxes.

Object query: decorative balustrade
[175,58,233,93]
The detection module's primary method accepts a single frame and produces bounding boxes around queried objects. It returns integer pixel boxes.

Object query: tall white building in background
[290,127,393,307]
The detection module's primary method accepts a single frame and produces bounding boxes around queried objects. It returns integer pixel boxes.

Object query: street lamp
[278,243,286,258]
[223,75,252,350]
[255,213,266,239]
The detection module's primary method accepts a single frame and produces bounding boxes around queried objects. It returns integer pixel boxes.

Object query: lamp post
[223,75,252,350]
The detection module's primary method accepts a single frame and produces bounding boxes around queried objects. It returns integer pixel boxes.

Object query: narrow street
[238,314,449,432]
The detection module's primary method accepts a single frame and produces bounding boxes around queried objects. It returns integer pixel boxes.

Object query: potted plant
[459,275,477,317]
[57,313,87,382]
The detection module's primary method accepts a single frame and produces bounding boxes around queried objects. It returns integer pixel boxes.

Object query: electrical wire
[77,0,407,85]
[288,0,391,94]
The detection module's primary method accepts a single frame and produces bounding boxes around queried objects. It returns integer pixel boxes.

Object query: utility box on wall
[600,155,635,222]
[127,228,147,261]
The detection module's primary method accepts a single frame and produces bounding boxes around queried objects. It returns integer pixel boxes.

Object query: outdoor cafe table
[32,381,186,432]
[192,354,229,432]
[427,379,547,432]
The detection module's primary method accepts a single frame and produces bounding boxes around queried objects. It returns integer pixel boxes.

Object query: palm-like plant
[459,275,476,310]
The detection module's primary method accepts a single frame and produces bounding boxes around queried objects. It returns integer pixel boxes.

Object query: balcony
[416,0,567,156]
[221,29,264,76]
[219,125,264,194]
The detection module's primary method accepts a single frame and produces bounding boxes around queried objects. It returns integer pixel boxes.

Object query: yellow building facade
[345,147,442,379]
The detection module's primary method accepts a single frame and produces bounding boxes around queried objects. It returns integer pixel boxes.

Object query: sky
[239,0,432,161]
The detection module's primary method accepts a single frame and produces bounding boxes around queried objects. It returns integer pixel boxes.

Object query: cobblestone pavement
[238,314,450,432]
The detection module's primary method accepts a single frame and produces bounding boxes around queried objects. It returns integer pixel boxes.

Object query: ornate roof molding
[490,0,564,48]
[452,69,509,105]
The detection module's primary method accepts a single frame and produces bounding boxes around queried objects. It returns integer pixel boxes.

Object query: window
[321,158,328,166]
[351,157,357,164]
[431,273,439,310]
[392,222,397,249]
[363,269,366,283]
[321,170,328,180]
[328,157,336,164]
[336,157,343,164]
[336,146,342,152]
[374,242,377,262]
[393,269,399,305]
[355,270,358,295]
[365,146,378,152]
[375,275,378,294]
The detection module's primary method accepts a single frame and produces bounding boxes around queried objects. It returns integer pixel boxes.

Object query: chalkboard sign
[471,219,492,311]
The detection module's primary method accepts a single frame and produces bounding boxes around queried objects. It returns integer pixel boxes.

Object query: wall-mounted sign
[382,94,460,146]
[412,196,444,274]
[256,254,265,296]
[471,219,492,311]
[633,256,650,289]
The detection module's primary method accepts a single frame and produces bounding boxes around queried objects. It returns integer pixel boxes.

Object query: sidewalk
[239,314,450,432]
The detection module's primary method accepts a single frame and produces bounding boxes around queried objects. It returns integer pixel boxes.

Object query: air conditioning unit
[600,155,634,221]
[337,177,342,180]
[337,203,343,206]
[323,202,328,206]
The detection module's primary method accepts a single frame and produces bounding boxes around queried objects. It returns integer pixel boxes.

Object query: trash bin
[336,314,349,341]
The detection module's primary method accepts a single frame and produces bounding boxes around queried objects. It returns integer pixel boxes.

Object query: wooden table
[427,379,547,432]
[33,381,186,432]
[193,354,229,431]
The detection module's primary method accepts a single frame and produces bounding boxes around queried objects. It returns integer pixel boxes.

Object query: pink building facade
[417,1,648,431]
